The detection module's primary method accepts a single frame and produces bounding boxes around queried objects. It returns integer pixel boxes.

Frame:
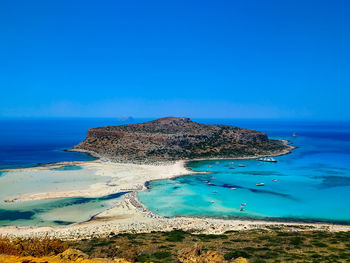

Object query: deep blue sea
[1,118,350,225]
[0,118,140,169]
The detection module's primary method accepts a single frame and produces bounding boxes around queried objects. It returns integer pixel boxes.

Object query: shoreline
[68,139,296,164]
[0,139,295,172]
[0,139,294,202]
[184,140,296,162]
[2,142,350,239]
[1,188,350,240]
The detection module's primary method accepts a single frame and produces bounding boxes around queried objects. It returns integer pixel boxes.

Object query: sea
[1,118,350,226]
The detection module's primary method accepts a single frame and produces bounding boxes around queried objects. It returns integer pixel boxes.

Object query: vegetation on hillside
[1,228,350,262]
[75,117,291,161]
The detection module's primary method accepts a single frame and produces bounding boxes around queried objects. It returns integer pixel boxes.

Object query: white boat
[238,164,245,167]
[231,187,236,190]
[258,157,277,163]
[256,183,265,186]
[272,179,278,182]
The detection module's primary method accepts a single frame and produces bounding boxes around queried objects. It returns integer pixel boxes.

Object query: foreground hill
[73,117,291,162]
[1,229,350,262]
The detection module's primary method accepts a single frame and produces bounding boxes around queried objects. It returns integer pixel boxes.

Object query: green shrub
[152,251,171,259]
[224,250,250,260]
[164,230,186,242]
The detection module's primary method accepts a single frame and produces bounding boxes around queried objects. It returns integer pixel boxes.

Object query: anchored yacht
[258,157,277,162]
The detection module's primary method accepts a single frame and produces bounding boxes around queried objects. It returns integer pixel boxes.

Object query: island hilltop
[73,117,292,161]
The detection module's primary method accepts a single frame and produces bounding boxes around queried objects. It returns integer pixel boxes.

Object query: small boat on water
[210,201,215,204]
[241,203,247,206]
[238,164,245,167]
[256,183,265,186]
[208,182,214,185]
[240,207,245,211]
[231,187,236,190]
[292,132,297,137]
[272,179,278,182]
[229,166,235,169]
[208,165,212,168]
[212,191,218,193]
[258,157,277,163]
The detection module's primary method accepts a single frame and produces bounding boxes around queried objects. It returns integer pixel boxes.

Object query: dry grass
[1,228,350,262]
[0,235,68,257]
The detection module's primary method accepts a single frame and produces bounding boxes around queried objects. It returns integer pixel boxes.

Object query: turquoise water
[0,166,103,201]
[52,165,84,171]
[139,121,350,224]
[0,192,128,227]
[0,165,127,227]
[1,119,350,226]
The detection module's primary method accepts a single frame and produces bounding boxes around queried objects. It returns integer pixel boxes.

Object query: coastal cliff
[73,117,291,161]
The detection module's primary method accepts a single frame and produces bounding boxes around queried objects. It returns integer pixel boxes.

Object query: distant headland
[73,117,293,162]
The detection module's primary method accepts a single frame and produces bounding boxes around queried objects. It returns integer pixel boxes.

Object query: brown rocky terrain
[73,117,291,162]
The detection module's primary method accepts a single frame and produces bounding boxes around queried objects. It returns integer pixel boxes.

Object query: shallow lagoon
[0,192,127,227]
[0,166,102,201]
[139,121,350,224]
[0,165,127,227]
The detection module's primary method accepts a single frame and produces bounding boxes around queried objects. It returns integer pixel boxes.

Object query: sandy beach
[1,156,350,240]
[1,160,191,202]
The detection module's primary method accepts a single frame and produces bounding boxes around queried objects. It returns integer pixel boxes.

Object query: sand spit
[1,190,350,240]
[2,160,192,202]
[1,156,350,239]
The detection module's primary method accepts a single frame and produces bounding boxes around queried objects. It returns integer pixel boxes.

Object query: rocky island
[73,117,292,161]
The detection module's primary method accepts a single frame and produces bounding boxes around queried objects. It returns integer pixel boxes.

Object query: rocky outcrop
[234,258,249,263]
[74,117,290,161]
[0,249,132,262]
[177,244,225,263]
[177,244,248,263]
[58,248,89,260]
[0,247,248,263]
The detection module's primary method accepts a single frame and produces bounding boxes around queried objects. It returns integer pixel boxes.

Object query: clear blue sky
[1,0,349,120]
